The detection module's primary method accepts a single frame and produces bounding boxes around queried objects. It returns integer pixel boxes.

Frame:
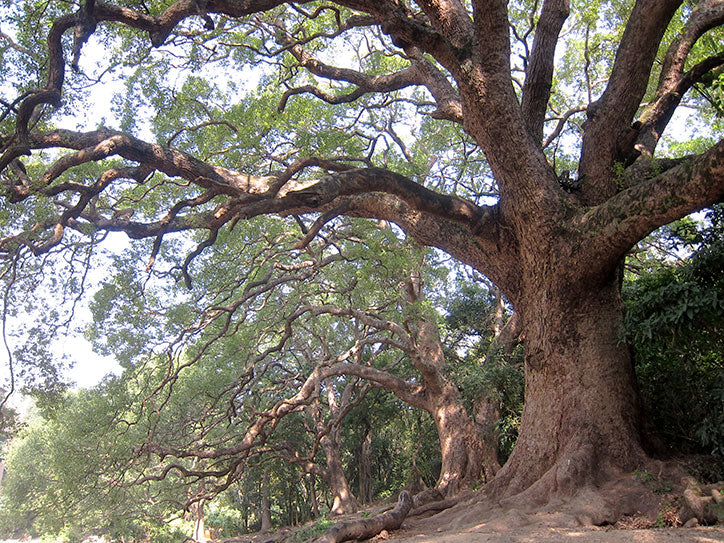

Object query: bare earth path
[385,526,724,542]
[380,491,724,543]
[385,514,724,543]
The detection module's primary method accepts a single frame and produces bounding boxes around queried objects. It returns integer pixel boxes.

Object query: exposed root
[679,476,723,526]
[410,489,474,517]
[411,487,443,508]
[314,491,413,543]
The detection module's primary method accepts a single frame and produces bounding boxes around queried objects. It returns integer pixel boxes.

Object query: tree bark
[191,499,207,542]
[358,427,373,504]
[317,379,360,516]
[487,271,646,502]
[430,381,499,495]
[322,431,359,516]
[405,286,500,494]
[315,491,413,543]
[308,473,319,519]
[260,471,272,533]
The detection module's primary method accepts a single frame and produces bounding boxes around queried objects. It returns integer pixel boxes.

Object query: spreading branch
[521,0,570,144]
[635,0,724,157]
[580,138,724,275]
[579,0,683,201]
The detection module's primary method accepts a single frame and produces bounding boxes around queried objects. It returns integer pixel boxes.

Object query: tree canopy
[1,0,724,537]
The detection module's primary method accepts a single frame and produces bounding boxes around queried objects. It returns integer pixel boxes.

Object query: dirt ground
[382,508,724,543]
[372,487,724,543]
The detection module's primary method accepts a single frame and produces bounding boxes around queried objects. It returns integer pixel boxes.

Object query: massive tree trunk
[489,267,646,501]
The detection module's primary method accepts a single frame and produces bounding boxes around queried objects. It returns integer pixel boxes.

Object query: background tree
[0,384,193,542]
[1,0,723,520]
[86,216,502,498]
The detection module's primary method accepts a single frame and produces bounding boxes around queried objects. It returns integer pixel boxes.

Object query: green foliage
[0,402,18,453]
[288,517,335,543]
[0,385,192,542]
[443,275,525,464]
[624,207,724,458]
[633,468,672,495]
[204,500,248,538]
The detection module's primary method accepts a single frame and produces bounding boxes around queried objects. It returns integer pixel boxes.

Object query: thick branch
[27,128,274,197]
[521,0,570,144]
[635,0,724,156]
[414,0,474,51]
[94,0,288,47]
[316,491,413,543]
[659,0,724,91]
[5,124,516,291]
[321,363,428,410]
[288,167,490,228]
[579,0,683,202]
[336,0,461,72]
[580,138,724,275]
[277,32,463,121]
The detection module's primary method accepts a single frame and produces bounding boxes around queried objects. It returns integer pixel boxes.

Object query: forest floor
[3,475,724,543]
[217,494,724,543]
[220,473,724,543]
[220,511,724,543]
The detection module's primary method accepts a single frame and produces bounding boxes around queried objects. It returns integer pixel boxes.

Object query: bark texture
[315,491,413,543]
[358,428,373,504]
[488,275,645,501]
[260,472,272,533]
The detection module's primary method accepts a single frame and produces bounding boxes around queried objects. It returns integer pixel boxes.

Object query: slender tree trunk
[407,303,500,496]
[358,427,373,504]
[260,471,272,532]
[308,473,319,519]
[191,499,207,542]
[431,381,500,495]
[322,431,359,515]
[243,501,249,533]
[489,272,646,502]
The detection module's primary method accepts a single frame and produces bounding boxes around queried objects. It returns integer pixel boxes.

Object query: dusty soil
[383,503,724,543]
[221,513,724,543]
[385,525,724,542]
[373,467,724,543]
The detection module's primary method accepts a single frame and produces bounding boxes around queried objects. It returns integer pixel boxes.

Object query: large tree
[1,0,723,510]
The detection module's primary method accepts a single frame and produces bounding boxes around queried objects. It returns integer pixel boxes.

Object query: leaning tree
[1,0,723,510]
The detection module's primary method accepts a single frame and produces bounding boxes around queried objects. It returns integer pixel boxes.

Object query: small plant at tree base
[654,498,680,528]
[288,518,335,543]
[633,468,673,494]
